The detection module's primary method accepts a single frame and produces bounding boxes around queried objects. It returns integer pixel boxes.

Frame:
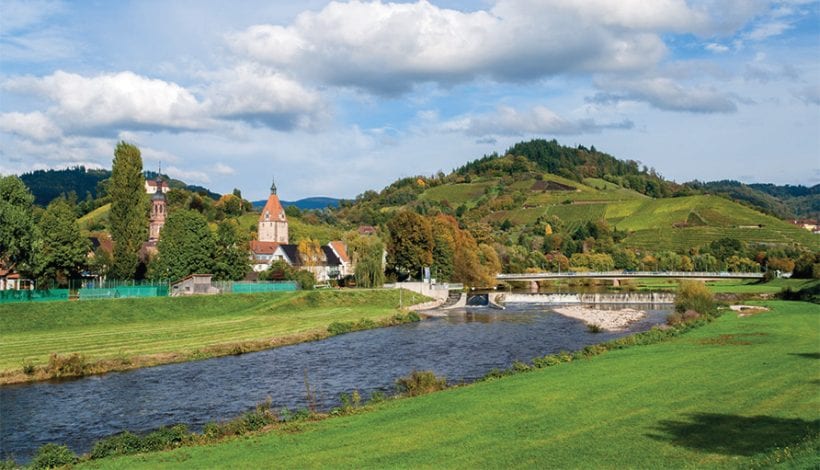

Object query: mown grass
[83,301,819,469]
[0,289,427,383]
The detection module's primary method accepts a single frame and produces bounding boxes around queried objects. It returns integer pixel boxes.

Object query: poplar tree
[109,142,148,279]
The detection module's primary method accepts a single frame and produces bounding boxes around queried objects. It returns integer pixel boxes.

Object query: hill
[685,180,819,220]
[252,197,340,210]
[20,166,110,206]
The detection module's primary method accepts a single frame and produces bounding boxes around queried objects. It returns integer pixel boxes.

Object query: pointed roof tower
[270,177,277,195]
[152,163,166,201]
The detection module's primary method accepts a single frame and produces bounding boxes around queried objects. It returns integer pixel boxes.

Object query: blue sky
[1,0,818,200]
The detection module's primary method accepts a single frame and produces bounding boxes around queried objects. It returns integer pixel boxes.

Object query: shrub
[511,360,531,372]
[47,353,87,377]
[675,280,715,316]
[90,431,143,459]
[142,424,189,452]
[21,359,35,375]
[396,370,447,396]
[587,323,603,333]
[369,390,387,404]
[532,354,562,368]
[0,458,17,470]
[30,444,75,469]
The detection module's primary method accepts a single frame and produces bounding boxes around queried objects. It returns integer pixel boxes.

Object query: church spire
[270,177,277,195]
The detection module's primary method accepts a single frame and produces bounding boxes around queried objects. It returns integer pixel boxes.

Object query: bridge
[496,271,764,282]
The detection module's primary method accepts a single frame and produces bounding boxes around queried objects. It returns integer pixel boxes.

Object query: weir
[497,292,675,305]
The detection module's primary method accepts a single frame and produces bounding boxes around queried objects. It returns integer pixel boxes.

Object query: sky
[1,0,818,201]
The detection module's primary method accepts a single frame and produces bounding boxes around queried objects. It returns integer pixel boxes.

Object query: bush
[675,280,715,316]
[0,459,17,470]
[142,424,189,452]
[587,323,603,333]
[47,353,87,377]
[30,444,75,469]
[396,370,447,396]
[21,359,35,375]
[90,431,143,459]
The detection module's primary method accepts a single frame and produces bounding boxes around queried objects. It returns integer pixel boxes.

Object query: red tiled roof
[328,240,350,264]
[259,193,287,223]
[250,240,281,255]
[358,225,377,235]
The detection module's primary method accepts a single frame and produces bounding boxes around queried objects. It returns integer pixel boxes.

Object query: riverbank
[0,289,428,385]
[553,305,646,330]
[80,300,820,468]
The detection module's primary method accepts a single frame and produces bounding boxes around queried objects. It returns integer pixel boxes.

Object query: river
[0,303,670,463]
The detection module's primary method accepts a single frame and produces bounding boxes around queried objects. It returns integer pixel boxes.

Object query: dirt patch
[729,305,770,317]
[698,332,769,346]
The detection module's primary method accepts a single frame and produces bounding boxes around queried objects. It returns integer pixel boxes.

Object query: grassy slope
[0,289,425,374]
[87,300,819,469]
[421,176,818,251]
[78,203,111,232]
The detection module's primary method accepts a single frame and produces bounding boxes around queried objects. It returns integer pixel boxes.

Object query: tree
[430,215,456,281]
[149,210,215,281]
[297,238,323,270]
[345,232,385,288]
[0,175,36,273]
[33,198,90,286]
[212,220,250,280]
[109,142,148,279]
[386,211,433,278]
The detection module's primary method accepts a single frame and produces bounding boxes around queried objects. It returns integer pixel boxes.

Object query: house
[144,177,169,195]
[249,178,354,282]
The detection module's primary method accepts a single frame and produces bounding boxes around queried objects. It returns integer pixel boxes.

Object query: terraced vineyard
[420,174,819,252]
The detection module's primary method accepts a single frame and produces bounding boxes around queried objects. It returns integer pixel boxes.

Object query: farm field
[0,289,426,383]
[84,301,820,469]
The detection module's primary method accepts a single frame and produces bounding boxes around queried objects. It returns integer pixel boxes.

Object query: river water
[0,304,670,462]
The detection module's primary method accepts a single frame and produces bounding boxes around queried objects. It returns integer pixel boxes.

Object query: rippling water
[0,304,669,462]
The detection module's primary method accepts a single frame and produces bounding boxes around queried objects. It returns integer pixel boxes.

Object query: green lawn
[0,289,425,378]
[85,301,819,469]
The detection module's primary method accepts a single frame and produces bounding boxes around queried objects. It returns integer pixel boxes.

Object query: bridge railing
[496,271,763,280]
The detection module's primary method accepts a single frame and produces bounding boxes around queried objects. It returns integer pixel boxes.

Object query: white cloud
[227,0,740,94]
[591,77,738,113]
[213,163,236,175]
[165,165,211,184]
[205,64,327,130]
[0,111,61,141]
[444,105,633,136]
[3,70,208,131]
[794,84,820,105]
[746,20,792,40]
[705,43,730,53]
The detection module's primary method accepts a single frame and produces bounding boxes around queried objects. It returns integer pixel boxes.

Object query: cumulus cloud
[205,64,327,130]
[444,105,633,137]
[0,111,61,141]
[705,42,730,53]
[3,71,208,132]
[1,67,329,137]
[213,163,236,175]
[794,85,820,106]
[225,0,745,94]
[590,77,738,113]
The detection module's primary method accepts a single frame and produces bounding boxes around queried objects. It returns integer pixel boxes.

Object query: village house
[250,179,353,282]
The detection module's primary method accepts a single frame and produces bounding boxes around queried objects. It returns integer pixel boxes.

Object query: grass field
[83,300,820,469]
[0,289,426,383]
[622,278,818,294]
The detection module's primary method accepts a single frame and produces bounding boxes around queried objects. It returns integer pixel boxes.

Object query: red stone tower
[148,172,167,241]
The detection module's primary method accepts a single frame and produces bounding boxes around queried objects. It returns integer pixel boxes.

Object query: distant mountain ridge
[252,197,340,210]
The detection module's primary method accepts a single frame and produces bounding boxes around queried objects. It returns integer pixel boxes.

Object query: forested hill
[457,139,674,198]
[685,180,819,220]
[20,167,110,206]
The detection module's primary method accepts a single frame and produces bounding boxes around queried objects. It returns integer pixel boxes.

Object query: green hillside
[418,173,817,252]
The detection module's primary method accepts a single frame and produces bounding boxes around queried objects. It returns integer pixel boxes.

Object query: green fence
[0,289,70,304]
[216,281,299,294]
[78,284,170,300]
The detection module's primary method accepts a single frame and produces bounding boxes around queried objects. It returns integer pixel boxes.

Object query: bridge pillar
[612,279,620,287]
[529,281,539,292]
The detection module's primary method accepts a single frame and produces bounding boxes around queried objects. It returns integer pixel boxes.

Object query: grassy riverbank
[0,289,427,384]
[81,300,819,469]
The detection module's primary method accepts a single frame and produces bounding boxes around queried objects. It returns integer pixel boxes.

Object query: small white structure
[171,274,219,296]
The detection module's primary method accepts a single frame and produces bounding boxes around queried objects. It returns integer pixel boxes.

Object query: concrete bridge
[496,271,763,282]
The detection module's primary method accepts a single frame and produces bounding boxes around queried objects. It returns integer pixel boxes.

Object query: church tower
[148,172,167,241]
[257,177,288,243]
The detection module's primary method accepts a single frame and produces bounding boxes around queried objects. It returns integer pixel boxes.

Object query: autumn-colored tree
[387,211,433,278]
